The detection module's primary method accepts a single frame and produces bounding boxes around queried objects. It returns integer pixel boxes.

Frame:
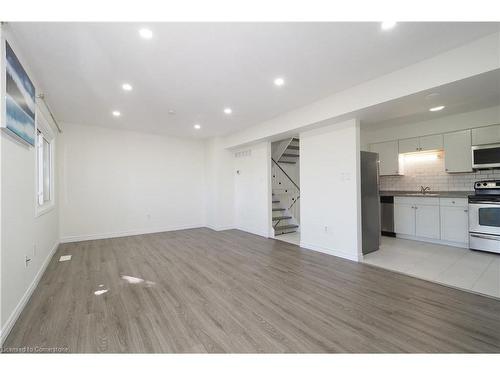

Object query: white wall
[300,119,362,262]
[223,33,500,149]
[59,123,206,242]
[361,105,500,149]
[204,137,235,230]
[233,142,272,237]
[1,25,60,343]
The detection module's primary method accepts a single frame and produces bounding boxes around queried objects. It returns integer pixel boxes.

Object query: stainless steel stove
[469,180,500,254]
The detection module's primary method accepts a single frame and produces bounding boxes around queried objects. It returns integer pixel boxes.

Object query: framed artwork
[3,41,36,146]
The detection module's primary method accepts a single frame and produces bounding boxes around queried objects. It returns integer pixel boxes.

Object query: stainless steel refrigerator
[360,151,380,255]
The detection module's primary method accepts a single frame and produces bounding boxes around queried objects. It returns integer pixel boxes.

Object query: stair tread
[287,145,299,150]
[281,153,299,157]
[279,161,296,164]
[272,208,285,211]
[275,230,298,236]
[275,224,299,230]
[272,200,280,203]
[273,216,292,220]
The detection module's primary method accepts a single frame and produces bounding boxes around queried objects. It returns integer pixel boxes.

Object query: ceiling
[359,69,500,130]
[9,22,500,138]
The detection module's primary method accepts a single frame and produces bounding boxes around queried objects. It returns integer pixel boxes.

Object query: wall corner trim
[205,225,235,232]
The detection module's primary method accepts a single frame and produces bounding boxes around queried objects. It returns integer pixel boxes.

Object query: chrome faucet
[420,186,431,194]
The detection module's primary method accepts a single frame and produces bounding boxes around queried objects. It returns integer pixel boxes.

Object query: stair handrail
[273,137,294,161]
[273,195,300,229]
[271,158,300,191]
[272,157,300,230]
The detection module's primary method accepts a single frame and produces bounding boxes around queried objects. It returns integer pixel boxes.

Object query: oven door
[469,202,500,235]
[472,144,500,169]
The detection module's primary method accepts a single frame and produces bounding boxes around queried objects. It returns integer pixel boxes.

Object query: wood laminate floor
[4,228,500,353]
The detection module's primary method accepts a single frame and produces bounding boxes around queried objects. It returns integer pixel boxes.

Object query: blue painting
[4,41,35,146]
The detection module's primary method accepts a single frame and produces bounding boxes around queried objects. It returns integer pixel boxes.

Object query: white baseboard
[300,241,360,262]
[205,225,235,231]
[0,241,59,345]
[60,224,205,243]
[236,226,269,238]
[397,234,468,249]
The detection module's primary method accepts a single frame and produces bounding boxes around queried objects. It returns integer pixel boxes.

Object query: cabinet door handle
[464,209,468,213]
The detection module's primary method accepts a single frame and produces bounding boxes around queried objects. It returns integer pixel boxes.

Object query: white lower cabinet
[394,202,415,236]
[394,196,468,247]
[440,199,469,244]
[415,205,440,239]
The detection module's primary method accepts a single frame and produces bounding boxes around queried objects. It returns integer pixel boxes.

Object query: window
[36,112,55,214]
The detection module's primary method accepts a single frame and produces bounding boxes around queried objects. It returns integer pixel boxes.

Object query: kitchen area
[361,105,500,299]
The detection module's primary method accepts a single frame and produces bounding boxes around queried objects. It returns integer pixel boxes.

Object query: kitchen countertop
[380,190,473,198]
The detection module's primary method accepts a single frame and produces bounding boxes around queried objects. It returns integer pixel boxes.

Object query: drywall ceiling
[359,69,500,130]
[9,22,500,138]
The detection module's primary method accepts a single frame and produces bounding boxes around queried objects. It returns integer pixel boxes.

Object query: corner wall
[0,25,60,343]
[300,119,362,261]
[233,141,272,237]
[204,137,235,231]
[58,123,206,242]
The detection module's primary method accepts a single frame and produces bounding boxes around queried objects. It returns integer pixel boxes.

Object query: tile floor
[363,236,500,299]
[275,231,300,246]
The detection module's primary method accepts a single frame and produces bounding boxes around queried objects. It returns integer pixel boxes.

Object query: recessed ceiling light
[381,21,397,30]
[194,124,201,130]
[112,110,121,117]
[139,28,153,39]
[429,105,445,112]
[122,83,133,91]
[274,77,285,87]
[223,108,232,115]
[168,109,176,115]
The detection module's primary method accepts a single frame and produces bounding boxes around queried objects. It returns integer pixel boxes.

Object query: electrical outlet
[324,226,328,233]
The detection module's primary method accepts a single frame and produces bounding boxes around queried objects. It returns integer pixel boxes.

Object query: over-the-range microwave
[472,144,500,169]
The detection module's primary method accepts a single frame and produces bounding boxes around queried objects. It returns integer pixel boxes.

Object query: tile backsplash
[380,151,500,192]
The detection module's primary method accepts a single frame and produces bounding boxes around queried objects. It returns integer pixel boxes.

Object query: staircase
[271,138,300,236]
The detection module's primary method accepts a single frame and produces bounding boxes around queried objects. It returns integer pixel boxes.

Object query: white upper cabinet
[443,130,472,173]
[398,135,443,154]
[398,137,420,153]
[472,124,500,146]
[419,134,443,151]
[369,141,402,176]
